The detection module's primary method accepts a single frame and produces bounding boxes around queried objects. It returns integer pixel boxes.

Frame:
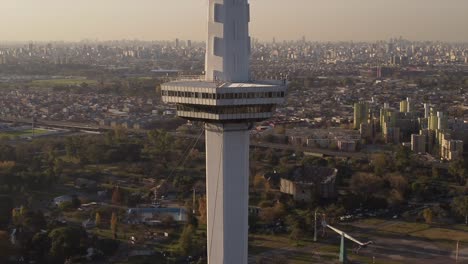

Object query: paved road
[349,220,468,264]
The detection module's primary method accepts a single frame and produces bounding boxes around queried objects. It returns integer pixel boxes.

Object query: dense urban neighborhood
[0,38,467,263]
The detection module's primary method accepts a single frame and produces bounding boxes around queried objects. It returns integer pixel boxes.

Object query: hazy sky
[1,0,467,42]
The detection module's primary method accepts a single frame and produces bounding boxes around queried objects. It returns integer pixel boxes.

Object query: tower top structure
[206,0,251,83]
[162,1,285,124]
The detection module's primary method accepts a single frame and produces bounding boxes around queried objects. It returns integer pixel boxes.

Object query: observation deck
[161,79,286,122]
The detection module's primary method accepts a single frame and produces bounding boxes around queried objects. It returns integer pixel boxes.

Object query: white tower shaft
[206,0,251,82]
[205,123,249,264]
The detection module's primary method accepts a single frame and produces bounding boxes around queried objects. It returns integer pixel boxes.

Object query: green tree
[112,126,128,144]
[449,160,467,185]
[386,173,408,192]
[286,214,306,241]
[178,225,195,256]
[324,204,346,224]
[48,227,85,260]
[395,145,411,171]
[144,129,174,166]
[253,174,268,192]
[259,202,287,224]
[452,196,468,225]
[371,153,389,176]
[350,173,384,204]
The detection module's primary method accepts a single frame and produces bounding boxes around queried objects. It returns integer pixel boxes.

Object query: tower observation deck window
[214,4,223,23]
[162,90,285,99]
[214,37,223,57]
[176,104,275,115]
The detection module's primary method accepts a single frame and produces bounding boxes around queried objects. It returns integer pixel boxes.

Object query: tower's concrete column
[205,122,250,264]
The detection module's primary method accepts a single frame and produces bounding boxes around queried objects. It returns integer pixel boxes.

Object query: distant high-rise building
[424,103,430,118]
[441,136,464,161]
[428,114,439,131]
[175,38,179,48]
[383,126,401,144]
[354,102,369,130]
[376,66,382,79]
[437,111,447,130]
[399,98,411,113]
[411,134,426,154]
[187,40,192,48]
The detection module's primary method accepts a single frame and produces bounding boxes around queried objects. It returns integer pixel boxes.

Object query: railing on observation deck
[168,75,227,88]
[165,74,287,87]
[176,75,205,81]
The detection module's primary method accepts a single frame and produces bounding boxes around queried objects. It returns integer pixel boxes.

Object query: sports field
[0,128,50,139]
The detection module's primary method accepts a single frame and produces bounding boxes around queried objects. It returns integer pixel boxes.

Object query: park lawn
[250,234,295,248]
[356,218,387,227]
[249,233,320,256]
[412,228,468,243]
[288,251,336,264]
[0,128,49,138]
[350,254,402,264]
[31,78,97,87]
[377,222,429,234]
[454,224,468,232]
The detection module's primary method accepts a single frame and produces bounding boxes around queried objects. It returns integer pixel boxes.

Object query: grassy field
[0,128,50,138]
[413,228,468,242]
[377,221,430,234]
[31,78,97,87]
[356,218,387,226]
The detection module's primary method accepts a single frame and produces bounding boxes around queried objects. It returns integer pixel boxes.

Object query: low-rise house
[279,165,338,202]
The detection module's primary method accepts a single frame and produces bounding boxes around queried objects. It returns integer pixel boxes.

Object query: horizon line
[1,38,468,45]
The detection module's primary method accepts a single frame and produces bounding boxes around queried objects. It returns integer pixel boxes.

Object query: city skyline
[1,0,468,42]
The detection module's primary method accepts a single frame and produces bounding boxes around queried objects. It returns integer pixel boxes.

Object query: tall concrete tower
[161,1,286,263]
